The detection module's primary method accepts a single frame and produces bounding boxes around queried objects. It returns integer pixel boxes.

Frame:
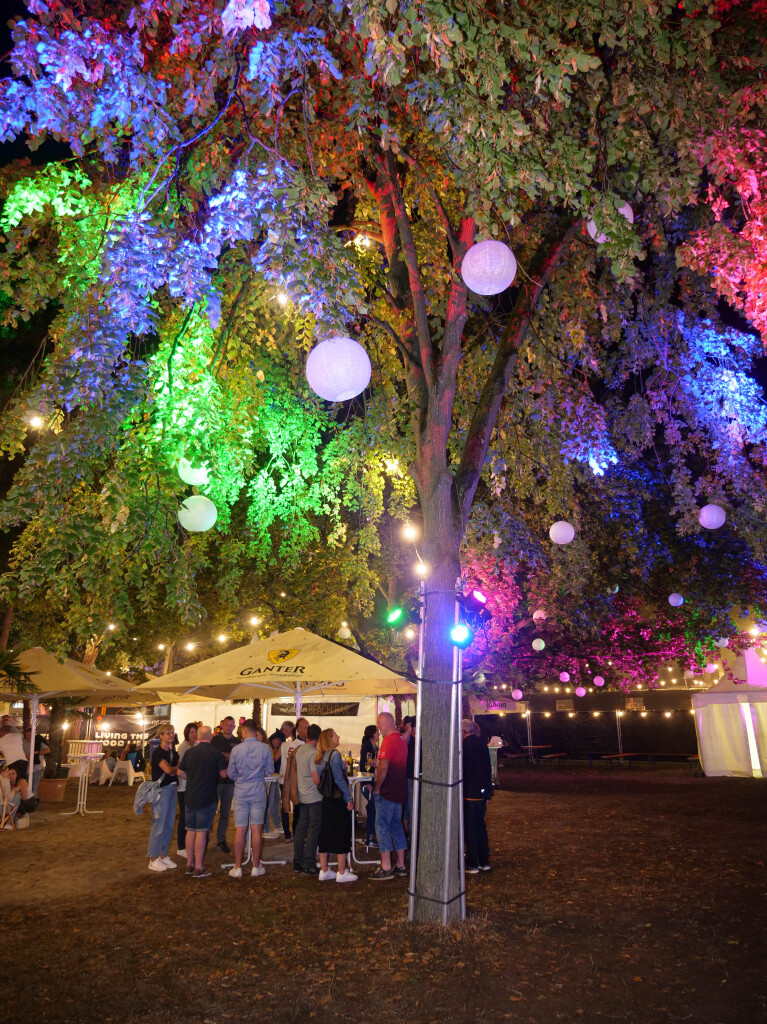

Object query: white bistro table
[63,740,105,816]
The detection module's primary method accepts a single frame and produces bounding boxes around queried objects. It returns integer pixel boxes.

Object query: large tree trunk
[0,604,12,650]
[411,453,464,923]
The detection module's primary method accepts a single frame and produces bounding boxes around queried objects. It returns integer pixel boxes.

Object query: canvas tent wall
[692,647,767,778]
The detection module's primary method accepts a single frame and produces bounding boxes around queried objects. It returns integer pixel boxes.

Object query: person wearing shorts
[178,726,227,879]
[227,719,274,879]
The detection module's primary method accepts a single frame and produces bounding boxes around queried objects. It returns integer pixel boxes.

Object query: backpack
[133,779,163,815]
[318,750,344,800]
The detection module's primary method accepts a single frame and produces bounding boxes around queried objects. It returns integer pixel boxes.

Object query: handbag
[318,751,344,800]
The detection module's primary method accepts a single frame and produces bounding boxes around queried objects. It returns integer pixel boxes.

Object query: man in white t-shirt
[0,728,32,800]
[280,717,308,839]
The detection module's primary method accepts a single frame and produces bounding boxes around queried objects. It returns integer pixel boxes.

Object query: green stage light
[387,607,406,627]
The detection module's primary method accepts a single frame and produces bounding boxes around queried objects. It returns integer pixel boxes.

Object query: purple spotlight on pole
[462,588,490,615]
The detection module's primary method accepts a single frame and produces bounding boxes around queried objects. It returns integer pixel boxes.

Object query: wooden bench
[601,752,640,767]
[542,752,567,769]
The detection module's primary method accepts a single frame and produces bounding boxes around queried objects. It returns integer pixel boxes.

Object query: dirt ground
[1,765,765,1024]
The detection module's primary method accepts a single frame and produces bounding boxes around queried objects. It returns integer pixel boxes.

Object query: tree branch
[363,313,422,370]
[379,151,434,389]
[454,218,579,527]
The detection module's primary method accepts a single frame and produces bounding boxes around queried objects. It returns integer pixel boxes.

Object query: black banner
[271,702,360,717]
[91,712,166,752]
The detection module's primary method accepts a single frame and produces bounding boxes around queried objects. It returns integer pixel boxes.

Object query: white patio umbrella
[0,648,134,790]
[132,627,414,714]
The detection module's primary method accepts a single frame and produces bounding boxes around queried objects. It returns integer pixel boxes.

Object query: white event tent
[692,647,767,778]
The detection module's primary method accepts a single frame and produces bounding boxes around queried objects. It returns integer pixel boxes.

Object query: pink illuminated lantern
[511,688,524,701]
[306,336,371,402]
[698,504,726,530]
[668,593,684,607]
[575,686,586,697]
[559,671,570,683]
[593,675,605,686]
[705,663,718,674]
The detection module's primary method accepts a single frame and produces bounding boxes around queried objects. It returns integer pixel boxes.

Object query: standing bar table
[62,740,104,816]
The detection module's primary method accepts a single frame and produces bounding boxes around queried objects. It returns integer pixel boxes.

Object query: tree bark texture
[0,604,13,651]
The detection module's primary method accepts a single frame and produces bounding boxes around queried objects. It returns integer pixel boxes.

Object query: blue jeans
[265,780,281,831]
[147,784,177,859]
[374,794,407,853]
[216,781,235,844]
[362,783,376,843]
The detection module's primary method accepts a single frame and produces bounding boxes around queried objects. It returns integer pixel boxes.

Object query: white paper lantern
[306,336,371,402]
[337,625,352,640]
[698,503,726,530]
[178,457,210,487]
[532,638,545,652]
[587,201,634,244]
[705,662,718,674]
[511,688,524,701]
[715,637,729,648]
[593,675,605,687]
[608,584,620,594]
[533,608,547,623]
[461,239,517,296]
[549,520,575,545]
[178,495,217,533]
[559,671,570,683]
[668,593,684,607]
[575,686,586,697]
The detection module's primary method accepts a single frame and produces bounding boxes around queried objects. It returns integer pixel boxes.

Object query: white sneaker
[318,869,337,882]
[336,870,358,883]
[228,866,243,878]
[251,864,266,877]
[176,848,187,859]
[264,830,282,839]
[148,858,167,872]
[160,856,177,869]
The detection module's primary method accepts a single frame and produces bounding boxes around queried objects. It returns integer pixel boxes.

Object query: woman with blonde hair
[312,729,356,883]
[147,723,180,872]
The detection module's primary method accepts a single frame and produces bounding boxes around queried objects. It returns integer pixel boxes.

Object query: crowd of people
[0,714,48,827]
[140,710,494,882]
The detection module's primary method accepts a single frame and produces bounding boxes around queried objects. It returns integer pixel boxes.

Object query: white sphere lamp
[559,671,570,683]
[461,239,517,296]
[593,675,605,687]
[178,458,210,487]
[698,504,726,530]
[668,593,684,607]
[715,637,729,648]
[549,520,575,545]
[306,336,371,402]
[587,201,634,244]
[532,638,545,652]
[337,625,352,640]
[178,495,217,533]
[511,688,524,701]
[533,609,547,623]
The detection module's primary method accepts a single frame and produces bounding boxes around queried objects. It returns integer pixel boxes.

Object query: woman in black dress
[312,729,357,883]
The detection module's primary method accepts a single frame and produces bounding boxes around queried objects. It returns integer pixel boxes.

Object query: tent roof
[0,648,135,702]
[132,628,414,703]
[692,648,767,707]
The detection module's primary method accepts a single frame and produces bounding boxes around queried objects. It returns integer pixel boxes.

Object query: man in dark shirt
[210,716,241,853]
[461,719,493,873]
[179,726,227,877]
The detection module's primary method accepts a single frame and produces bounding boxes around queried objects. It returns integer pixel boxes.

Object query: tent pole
[616,710,623,756]
[28,696,38,794]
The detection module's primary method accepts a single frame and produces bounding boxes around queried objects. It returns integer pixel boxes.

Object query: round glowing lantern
[575,686,586,697]
[461,239,517,296]
[587,201,634,244]
[533,608,547,623]
[178,458,210,487]
[698,503,726,530]
[593,675,605,687]
[668,593,684,607]
[715,637,729,648]
[608,584,620,594]
[511,688,524,701]
[178,495,217,533]
[559,671,570,683]
[684,669,694,679]
[705,662,718,674]
[532,638,545,652]
[549,520,575,545]
[337,625,352,640]
[306,336,371,402]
